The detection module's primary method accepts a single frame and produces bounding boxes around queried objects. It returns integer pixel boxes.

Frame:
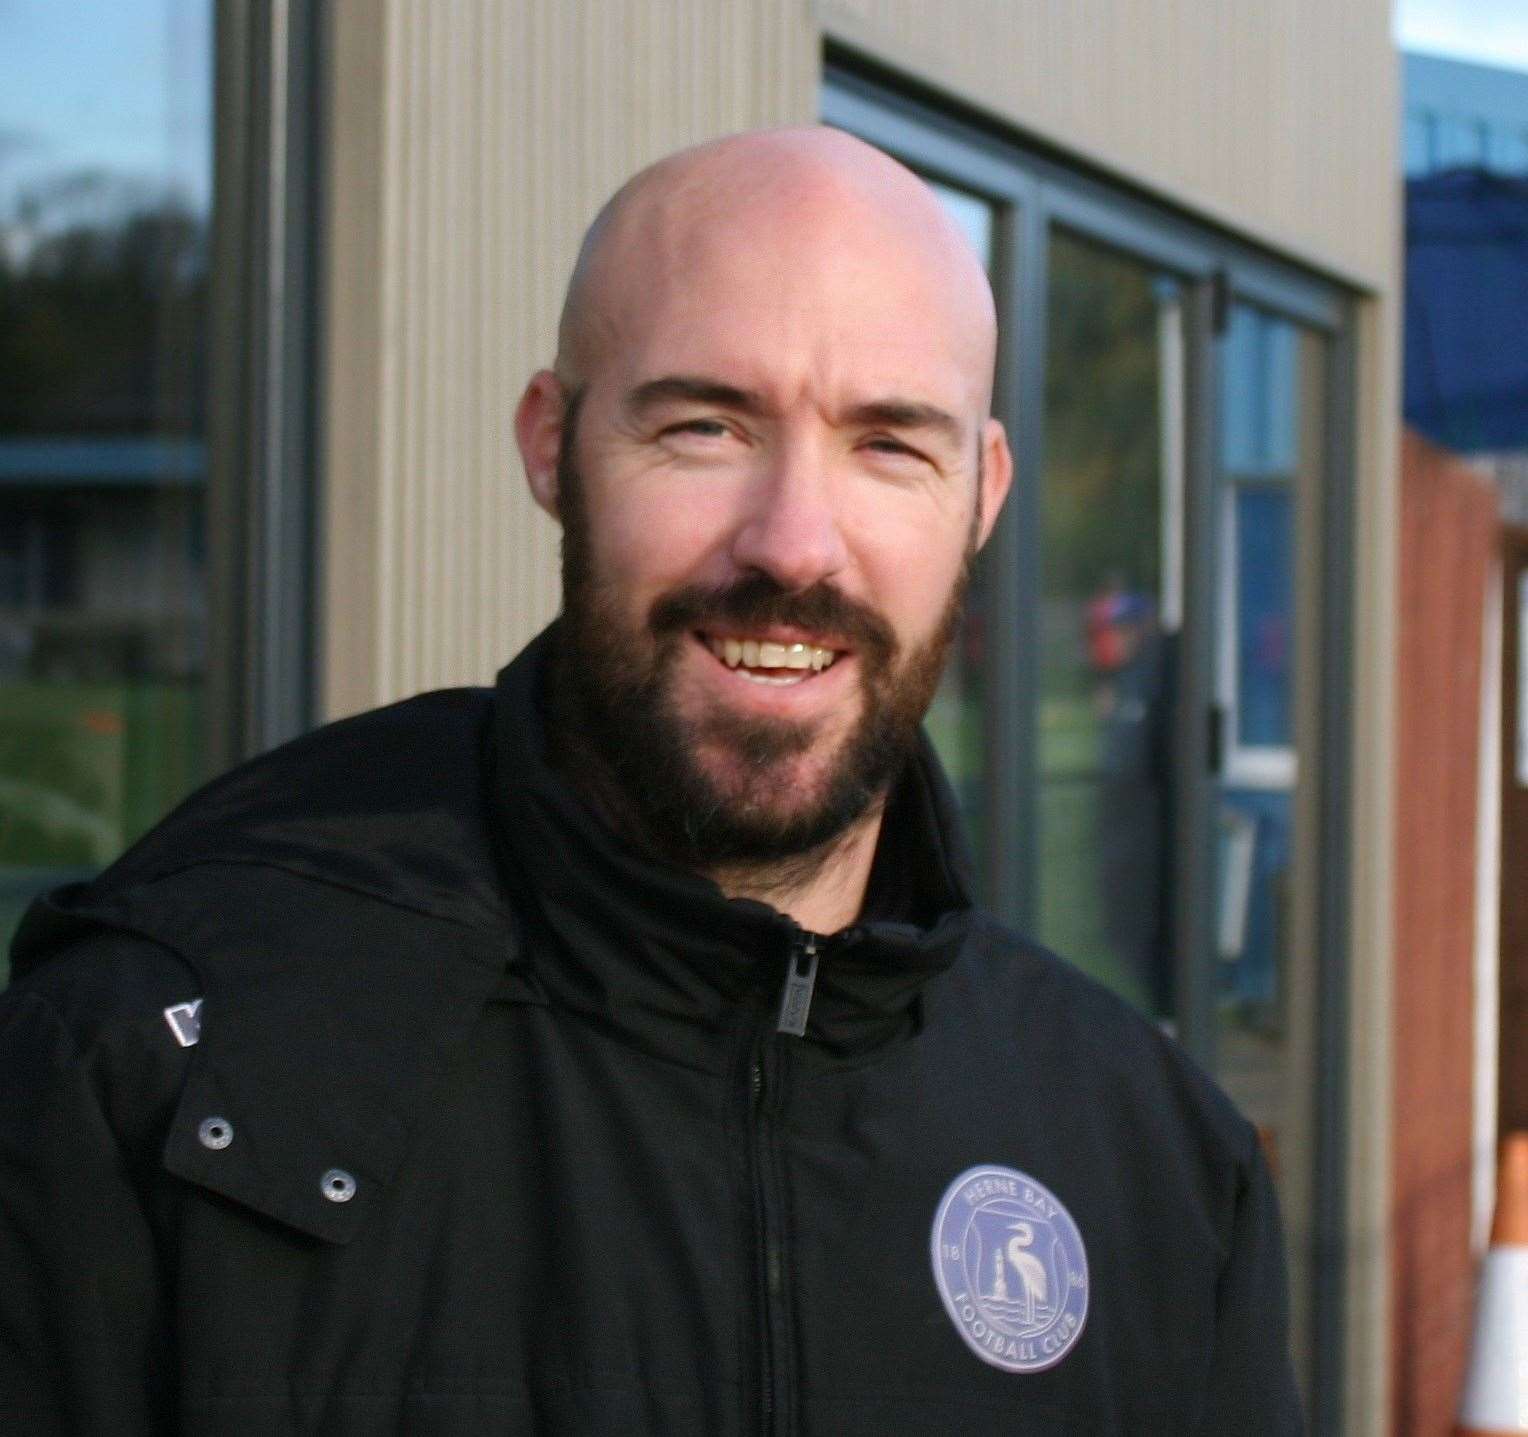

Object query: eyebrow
[840,399,965,449]
[623,375,966,449]
[623,375,769,419]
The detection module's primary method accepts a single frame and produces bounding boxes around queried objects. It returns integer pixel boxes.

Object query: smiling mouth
[701,633,842,687]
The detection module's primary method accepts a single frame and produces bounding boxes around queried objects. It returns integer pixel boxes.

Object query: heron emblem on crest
[930,1164,1089,1374]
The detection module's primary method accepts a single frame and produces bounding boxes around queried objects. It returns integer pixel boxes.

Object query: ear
[515,369,570,521]
[975,417,1014,551]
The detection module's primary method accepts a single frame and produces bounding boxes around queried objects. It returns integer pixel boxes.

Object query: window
[0,2,320,965]
[0,3,216,955]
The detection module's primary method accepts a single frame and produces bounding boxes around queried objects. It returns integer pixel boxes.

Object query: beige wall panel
[323,0,818,718]
[817,0,1398,289]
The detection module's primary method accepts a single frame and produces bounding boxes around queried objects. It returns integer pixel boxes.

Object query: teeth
[738,670,807,686]
[704,636,839,673]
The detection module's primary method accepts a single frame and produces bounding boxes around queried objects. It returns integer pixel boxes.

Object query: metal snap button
[320,1168,357,1203]
[197,1116,233,1150]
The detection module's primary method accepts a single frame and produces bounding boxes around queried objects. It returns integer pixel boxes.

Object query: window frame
[205,0,324,769]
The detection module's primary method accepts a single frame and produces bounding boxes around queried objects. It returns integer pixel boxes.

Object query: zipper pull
[776,934,820,1037]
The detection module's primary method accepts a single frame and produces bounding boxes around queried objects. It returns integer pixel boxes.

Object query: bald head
[555,127,998,407]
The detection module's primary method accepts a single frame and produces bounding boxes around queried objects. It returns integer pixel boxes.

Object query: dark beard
[548,402,971,876]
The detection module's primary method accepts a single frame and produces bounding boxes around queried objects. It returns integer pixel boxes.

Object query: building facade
[1405,49,1528,176]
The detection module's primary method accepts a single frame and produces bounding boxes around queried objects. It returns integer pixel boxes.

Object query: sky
[0,0,1524,234]
[1396,0,1528,71]
[0,1,213,226]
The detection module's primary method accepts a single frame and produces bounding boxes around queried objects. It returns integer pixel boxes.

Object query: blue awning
[1405,168,1528,452]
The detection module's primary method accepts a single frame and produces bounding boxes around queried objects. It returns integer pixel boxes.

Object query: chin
[692,738,861,829]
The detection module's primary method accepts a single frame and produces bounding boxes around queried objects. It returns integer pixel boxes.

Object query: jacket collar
[487,625,979,1070]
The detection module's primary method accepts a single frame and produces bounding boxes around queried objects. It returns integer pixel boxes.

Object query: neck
[707,806,885,935]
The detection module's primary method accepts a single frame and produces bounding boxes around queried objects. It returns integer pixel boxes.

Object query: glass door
[1034,230,1187,1022]
[1211,301,1330,1385]
[1036,254,1331,1386]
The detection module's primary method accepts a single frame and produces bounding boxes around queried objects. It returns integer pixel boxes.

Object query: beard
[548,406,973,876]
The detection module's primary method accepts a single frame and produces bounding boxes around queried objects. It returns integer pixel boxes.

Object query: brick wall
[1391,429,1500,1435]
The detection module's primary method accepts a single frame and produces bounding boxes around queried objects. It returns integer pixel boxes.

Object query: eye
[861,434,928,462]
[662,418,731,440]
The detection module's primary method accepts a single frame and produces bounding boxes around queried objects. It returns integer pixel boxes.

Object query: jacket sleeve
[0,985,170,1434]
[1194,1129,1306,1435]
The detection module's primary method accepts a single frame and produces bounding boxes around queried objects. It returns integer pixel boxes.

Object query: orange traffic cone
[1457,1131,1528,1436]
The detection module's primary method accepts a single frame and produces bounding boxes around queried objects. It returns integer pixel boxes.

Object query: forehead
[582,178,994,415]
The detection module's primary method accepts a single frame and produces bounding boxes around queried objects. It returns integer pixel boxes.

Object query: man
[1,129,1302,1432]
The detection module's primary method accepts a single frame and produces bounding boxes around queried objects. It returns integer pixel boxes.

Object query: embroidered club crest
[930,1163,1089,1373]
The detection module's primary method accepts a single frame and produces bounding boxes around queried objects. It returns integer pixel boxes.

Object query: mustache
[648,575,896,659]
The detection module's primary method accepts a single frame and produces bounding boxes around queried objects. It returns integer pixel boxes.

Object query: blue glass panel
[1216,788,1292,1010]
[1220,308,1298,479]
[1236,488,1293,749]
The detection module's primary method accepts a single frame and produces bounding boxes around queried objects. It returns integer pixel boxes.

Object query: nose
[728,441,849,593]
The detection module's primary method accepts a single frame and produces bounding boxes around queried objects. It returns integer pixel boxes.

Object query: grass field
[1036,694,1150,1011]
[0,679,204,976]
[926,683,1153,1015]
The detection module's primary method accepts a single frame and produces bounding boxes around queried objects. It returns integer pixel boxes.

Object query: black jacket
[1,630,1303,1434]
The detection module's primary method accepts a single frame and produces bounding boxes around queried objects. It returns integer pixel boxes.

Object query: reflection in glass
[1213,302,1325,1389]
[1213,305,1323,1027]
[0,3,214,962]
[1037,231,1182,1019]
[922,181,996,879]
[1235,488,1293,749]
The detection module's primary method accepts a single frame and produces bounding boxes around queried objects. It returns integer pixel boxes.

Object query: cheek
[848,503,973,634]
[589,487,735,603]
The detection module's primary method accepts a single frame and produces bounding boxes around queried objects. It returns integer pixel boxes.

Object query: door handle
[1208,703,1226,775]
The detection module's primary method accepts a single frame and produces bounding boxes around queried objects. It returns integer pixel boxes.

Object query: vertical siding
[322,0,818,717]
[816,0,1397,289]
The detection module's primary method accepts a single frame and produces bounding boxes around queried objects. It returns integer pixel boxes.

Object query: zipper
[775,933,819,1037]
[748,1020,784,1434]
[747,926,822,1435]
